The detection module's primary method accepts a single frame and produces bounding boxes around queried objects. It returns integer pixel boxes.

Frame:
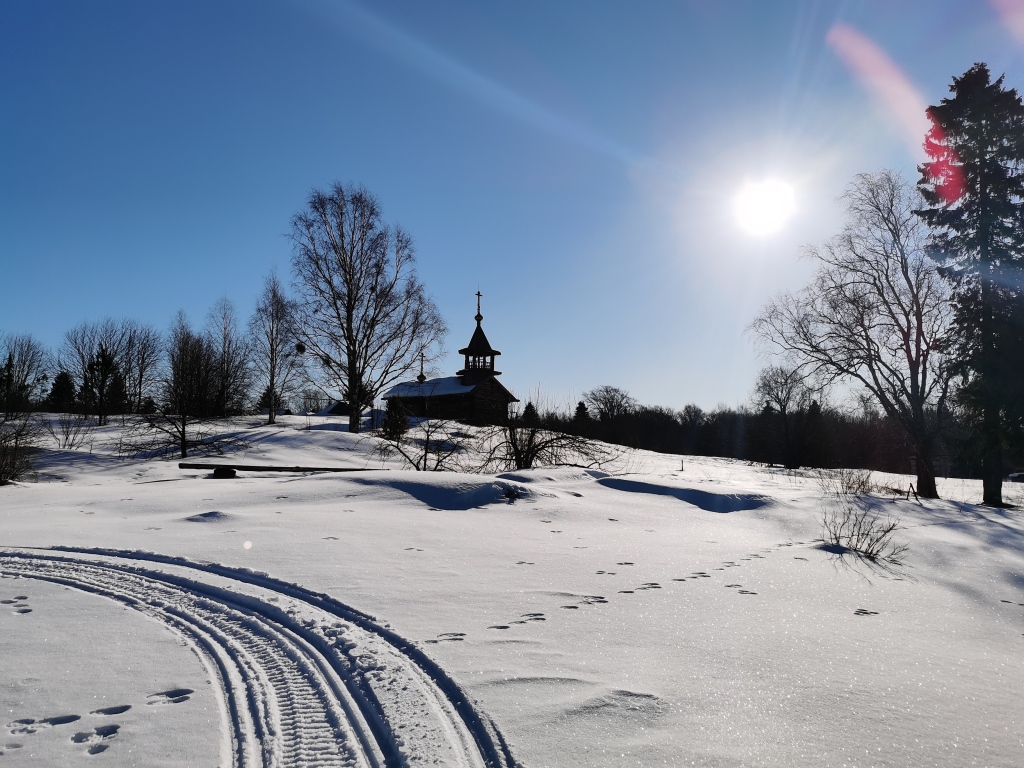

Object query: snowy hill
[1,416,1022,767]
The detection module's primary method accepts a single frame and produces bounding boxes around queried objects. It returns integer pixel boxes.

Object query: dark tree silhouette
[249,273,301,425]
[917,63,1024,506]
[753,171,954,498]
[290,183,447,434]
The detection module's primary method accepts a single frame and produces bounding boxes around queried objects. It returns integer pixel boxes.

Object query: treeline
[0,278,321,428]
[530,387,994,480]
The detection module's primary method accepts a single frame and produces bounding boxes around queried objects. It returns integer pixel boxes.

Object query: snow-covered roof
[381,376,476,399]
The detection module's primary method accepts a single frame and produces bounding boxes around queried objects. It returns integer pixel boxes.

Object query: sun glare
[734,179,796,236]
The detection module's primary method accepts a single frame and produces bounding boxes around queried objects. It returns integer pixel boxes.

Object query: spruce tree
[381,398,409,440]
[256,385,282,414]
[46,371,77,413]
[917,63,1024,506]
[522,402,540,427]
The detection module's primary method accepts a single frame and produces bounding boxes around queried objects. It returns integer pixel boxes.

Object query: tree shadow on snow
[596,478,772,512]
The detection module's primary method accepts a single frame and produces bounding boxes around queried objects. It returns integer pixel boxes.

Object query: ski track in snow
[0,547,517,768]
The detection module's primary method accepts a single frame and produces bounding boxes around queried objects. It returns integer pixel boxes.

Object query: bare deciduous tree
[1,333,50,417]
[583,386,637,422]
[120,320,162,414]
[751,170,954,498]
[753,364,820,469]
[125,314,221,459]
[206,298,252,418]
[0,333,48,484]
[249,273,301,425]
[291,183,447,433]
[60,318,159,421]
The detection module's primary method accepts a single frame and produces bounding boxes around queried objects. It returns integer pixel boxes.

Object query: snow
[1,415,1023,767]
[382,376,475,399]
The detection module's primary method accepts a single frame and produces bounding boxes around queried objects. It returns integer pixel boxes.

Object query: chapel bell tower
[456,291,501,385]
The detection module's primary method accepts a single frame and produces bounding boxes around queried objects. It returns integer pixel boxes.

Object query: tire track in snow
[0,547,517,768]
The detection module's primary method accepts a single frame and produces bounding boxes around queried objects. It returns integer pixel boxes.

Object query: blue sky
[3,1,1023,410]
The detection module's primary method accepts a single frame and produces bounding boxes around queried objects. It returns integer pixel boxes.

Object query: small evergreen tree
[522,401,540,427]
[46,371,77,413]
[573,401,589,423]
[381,398,409,439]
[256,386,283,414]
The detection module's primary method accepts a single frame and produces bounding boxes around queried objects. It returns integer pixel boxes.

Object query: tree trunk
[914,446,939,499]
[179,414,188,459]
[980,276,1004,506]
[348,371,361,434]
[982,418,1004,506]
[267,371,276,426]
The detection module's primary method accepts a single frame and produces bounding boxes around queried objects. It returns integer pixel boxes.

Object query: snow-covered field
[1,416,1022,767]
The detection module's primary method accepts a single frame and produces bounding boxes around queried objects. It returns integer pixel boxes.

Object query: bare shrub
[0,413,41,485]
[821,498,908,566]
[815,468,876,497]
[479,419,615,472]
[45,412,95,450]
[374,419,471,471]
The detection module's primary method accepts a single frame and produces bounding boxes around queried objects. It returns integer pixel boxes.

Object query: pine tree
[522,402,540,427]
[256,385,282,414]
[45,371,77,413]
[917,63,1024,506]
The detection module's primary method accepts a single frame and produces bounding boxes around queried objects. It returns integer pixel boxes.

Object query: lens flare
[734,180,796,236]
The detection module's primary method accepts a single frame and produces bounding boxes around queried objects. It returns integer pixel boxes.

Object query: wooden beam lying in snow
[178,463,380,474]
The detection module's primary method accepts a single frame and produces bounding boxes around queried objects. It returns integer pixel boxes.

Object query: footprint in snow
[738,590,757,595]
[793,556,808,561]
[425,632,465,644]
[8,714,81,735]
[403,547,424,552]
[91,706,130,716]
[147,688,193,705]
[323,536,338,540]
[516,561,535,565]
[4,595,31,614]
[488,625,510,630]
[540,519,552,523]
[616,562,634,566]
[71,724,120,754]
[595,571,617,575]
[853,608,879,616]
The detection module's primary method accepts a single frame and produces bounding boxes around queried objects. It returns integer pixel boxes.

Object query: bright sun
[734,179,796,236]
